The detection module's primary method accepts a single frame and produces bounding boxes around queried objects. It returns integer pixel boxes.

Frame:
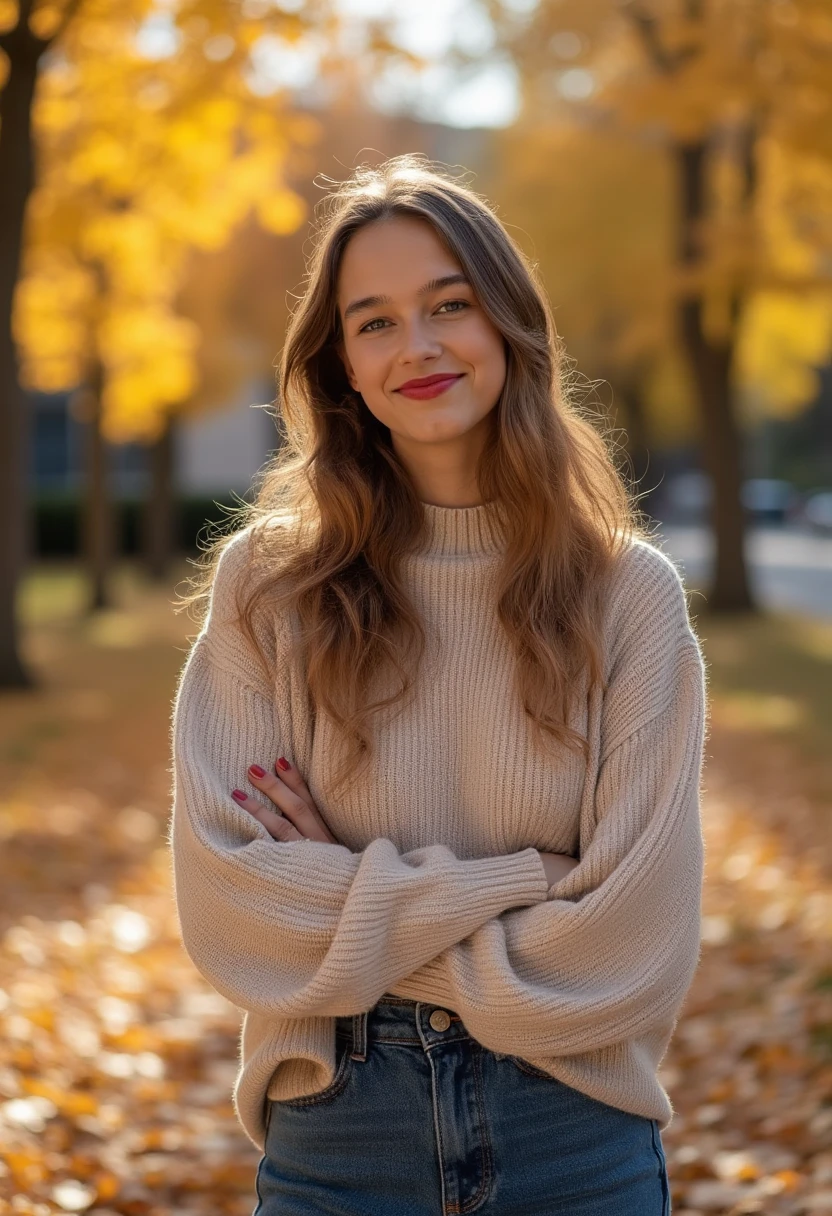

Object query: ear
[335,339,359,393]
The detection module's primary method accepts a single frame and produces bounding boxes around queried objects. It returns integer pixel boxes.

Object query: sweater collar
[418,500,506,557]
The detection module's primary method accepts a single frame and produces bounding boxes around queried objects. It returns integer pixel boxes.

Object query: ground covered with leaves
[0,560,830,1215]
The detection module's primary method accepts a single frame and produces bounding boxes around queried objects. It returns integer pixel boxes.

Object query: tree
[485,0,832,610]
[142,412,177,582]
[0,0,83,686]
[0,0,329,686]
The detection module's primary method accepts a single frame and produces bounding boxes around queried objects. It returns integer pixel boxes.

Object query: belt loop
[350,1010,368,1061]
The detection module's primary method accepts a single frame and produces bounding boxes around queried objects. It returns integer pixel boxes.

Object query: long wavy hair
[177,153,647,799]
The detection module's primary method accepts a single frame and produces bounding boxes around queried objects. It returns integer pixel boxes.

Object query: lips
[395,373,464,400]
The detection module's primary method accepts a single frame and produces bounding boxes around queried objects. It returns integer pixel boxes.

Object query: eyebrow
[342,273,472,323]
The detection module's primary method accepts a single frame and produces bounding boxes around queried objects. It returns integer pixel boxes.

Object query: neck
[391,412,495,507]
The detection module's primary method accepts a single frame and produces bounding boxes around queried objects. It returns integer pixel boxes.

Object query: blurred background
[0,2,830,1214]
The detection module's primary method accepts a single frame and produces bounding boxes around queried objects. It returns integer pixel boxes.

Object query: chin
[408,417,479,442]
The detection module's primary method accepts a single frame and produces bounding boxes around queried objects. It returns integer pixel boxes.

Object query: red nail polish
[249,764,266,778]
[277,757,291,771]
[232,789,247,801]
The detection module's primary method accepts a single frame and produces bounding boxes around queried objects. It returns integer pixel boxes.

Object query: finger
[274,757,315,807]
[273,759,340,843]
[231,790,305,842]
[248,763,336,844]
[247,764,294,814]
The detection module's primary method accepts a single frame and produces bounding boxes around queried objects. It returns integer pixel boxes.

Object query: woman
[170,153,706,1215]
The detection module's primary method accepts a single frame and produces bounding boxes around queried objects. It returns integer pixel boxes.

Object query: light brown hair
[177,153,646,797]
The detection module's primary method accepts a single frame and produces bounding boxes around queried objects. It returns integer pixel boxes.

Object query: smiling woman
[170,153,705,1216]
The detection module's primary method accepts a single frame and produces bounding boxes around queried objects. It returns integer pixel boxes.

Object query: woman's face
[335,215,507,489]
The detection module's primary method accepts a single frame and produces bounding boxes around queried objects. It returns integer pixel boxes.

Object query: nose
[396,312,443,365]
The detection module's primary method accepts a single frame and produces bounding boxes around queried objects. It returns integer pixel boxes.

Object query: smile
[395,374,465,400]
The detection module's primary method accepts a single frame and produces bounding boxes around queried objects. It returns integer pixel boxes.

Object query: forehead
[337,216,462,300]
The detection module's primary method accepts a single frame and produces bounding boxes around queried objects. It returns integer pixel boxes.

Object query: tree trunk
[142,413,177,581]
[675,140,754,612]
[0,29,39,689]
[80,363,115,612]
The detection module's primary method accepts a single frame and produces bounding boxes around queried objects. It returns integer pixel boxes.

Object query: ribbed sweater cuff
[462,846,549,912]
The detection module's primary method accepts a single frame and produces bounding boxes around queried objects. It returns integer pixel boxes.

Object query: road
[656,526,832,619]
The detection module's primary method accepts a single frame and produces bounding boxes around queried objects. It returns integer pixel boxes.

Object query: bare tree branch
[0,0,83,58]
[621,1,673,71]
[621,0,699,74]
[0,0,38,59]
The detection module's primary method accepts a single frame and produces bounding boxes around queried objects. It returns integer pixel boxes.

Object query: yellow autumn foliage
[492,0,832,435]
[737,292,832,420]
[11,0,326,443]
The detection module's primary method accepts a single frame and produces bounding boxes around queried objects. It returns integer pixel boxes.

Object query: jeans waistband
[334,996,469,1061]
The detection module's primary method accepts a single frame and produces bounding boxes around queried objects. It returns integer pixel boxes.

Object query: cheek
[462,320,506,387]
[350,342,389,386]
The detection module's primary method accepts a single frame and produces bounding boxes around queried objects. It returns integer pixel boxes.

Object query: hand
[537,850,580,887]
[232,758,341,844]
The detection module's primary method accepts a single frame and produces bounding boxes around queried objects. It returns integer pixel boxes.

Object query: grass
[693,608,832,764]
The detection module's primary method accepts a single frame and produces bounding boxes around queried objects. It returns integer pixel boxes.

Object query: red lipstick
[395,373,464,400]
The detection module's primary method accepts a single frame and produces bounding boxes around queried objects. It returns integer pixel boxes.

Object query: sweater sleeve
[168,527,549,1021]
[385,542,708,1058]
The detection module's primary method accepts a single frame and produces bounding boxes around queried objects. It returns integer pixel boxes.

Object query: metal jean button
[429,1008,452,1032]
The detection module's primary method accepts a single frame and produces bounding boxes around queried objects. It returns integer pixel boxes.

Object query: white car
[804,490,832,534]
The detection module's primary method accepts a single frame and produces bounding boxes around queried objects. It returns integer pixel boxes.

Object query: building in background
[29,376,277,502]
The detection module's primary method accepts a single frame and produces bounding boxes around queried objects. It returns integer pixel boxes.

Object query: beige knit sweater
[169,502,707,1152]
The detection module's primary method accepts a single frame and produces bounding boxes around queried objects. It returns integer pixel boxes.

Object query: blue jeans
[254,997,671,1215]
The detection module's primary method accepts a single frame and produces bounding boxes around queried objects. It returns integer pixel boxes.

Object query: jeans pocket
[252,1100,275,1215]
[650,1119,672,1215]
[270,1030,355,1110]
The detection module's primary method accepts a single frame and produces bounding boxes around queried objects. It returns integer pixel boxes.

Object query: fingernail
[277,757,291,771]
[249,764,266,778]
[232,789,247,801]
